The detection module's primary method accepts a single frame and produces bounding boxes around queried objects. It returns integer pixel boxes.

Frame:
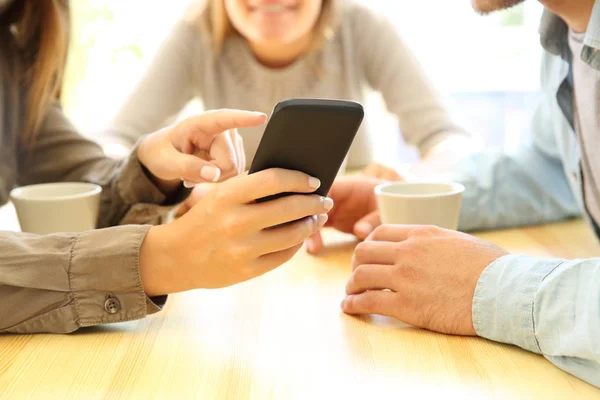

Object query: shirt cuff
[472,254,564,354]
[117,139,191,207]
[69,225,166,327]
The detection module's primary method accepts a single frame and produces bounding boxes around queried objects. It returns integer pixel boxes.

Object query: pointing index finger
[176,109,267,149]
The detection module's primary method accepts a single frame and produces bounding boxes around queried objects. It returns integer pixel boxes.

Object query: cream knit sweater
[106,1,469,169]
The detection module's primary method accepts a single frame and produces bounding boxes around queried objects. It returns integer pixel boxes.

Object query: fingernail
[340,297,348,309]
[355,221,374,236]
[252,112,268,122]
[305,238,315,253]
[183,180,197,188]
[201,166,221,182]
[317,213,328,227]
[322,197,334,211]
[308,177,321,189]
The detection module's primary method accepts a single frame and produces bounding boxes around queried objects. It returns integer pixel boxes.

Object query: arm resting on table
[449,143,581,231]
[473,255,600,388]
[0,226,166,334]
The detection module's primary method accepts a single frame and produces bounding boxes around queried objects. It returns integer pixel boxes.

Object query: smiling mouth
[250,4,296,14]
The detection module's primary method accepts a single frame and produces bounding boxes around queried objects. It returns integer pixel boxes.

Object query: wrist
[139,225,176,296]
[137,138,181,195]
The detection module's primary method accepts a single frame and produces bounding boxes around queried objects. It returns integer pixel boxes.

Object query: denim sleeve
[473,255,600,388]
[445,64,581,231]
[449,144,580,231]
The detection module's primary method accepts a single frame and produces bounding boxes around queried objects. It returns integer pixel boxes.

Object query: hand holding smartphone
[249,98,364,202]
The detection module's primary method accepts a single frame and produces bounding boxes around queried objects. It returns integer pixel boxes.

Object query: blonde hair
[5,0,69,146]
[197,0,338,55]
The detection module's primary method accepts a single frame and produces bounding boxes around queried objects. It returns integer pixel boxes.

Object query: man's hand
[361,162,405,181]
[305,176,383,254]
[342,225,508,335]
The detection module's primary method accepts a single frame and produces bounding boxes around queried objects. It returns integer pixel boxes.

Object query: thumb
[353,210,381,240]
[177,152,222,186]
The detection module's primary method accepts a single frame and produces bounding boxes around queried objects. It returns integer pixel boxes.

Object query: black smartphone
[248,98,364,202]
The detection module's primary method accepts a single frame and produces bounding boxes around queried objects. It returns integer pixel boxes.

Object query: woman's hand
[137,109,263,193]
[139,169,333,295]
[174,183,217,218]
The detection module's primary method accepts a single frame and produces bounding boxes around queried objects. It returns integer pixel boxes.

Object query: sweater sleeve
[18,103,190,228]
[350,3,471,155]
[103,21,205,148]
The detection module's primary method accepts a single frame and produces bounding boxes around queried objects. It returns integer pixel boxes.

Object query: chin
[254,27,295,42]
[472,0,526,14]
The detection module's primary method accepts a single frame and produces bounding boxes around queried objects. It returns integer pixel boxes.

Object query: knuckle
[292,219,313,243]
[213,115,233,132]
[222,215,244,236]
[285,195,305,210]
[289,195,321,214]
[409,225,438,237]
[260,169,284,190]
[213,184,233,204]
[361,294,378,311]
[183,158,199,177]
[345,296,359,311]
[369,225,388,241]
[397,265,420,284]
[353,242,370,263]
[218,157,236,173]
[393,242,420,263]
[345,274,358,294]
[229,245,251,265]
[392,242,406,256]
[352,265,369,281]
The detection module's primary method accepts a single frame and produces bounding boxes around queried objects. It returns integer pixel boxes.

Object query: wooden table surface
[1,203,600,399]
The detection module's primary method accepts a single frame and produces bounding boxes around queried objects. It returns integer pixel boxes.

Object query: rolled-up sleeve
[473,255,600,388]
[0,225,166,334]
[1,43,179,334]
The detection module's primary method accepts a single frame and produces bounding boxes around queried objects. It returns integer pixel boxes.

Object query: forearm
[446,146,580,232]
[20,105,190,228]
[0,227,165,334]
[408,133,480,178]
[473,255,600,388]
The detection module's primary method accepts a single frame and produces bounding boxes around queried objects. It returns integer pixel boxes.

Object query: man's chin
[471,0,526,14]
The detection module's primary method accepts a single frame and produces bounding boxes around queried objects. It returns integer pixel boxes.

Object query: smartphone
[248,98,364,202]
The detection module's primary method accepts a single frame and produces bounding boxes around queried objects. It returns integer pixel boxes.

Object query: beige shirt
[105,0,469,168]
[0,28,186,334]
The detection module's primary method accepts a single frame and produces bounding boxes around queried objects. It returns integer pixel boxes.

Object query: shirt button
[104,297,121,314]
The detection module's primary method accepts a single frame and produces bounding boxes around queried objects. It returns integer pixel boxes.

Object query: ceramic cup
[374,182,464,229]
[10,182,102,234]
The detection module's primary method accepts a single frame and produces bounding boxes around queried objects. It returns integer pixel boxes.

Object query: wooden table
[1,204,600,399]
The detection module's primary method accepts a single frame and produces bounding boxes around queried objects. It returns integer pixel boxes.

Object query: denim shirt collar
[539,0,600,70]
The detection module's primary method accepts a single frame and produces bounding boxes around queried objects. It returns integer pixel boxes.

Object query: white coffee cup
[10,182,102,234]
[375,182,465,229]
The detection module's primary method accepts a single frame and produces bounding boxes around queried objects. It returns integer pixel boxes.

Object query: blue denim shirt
[451,6,600,388]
